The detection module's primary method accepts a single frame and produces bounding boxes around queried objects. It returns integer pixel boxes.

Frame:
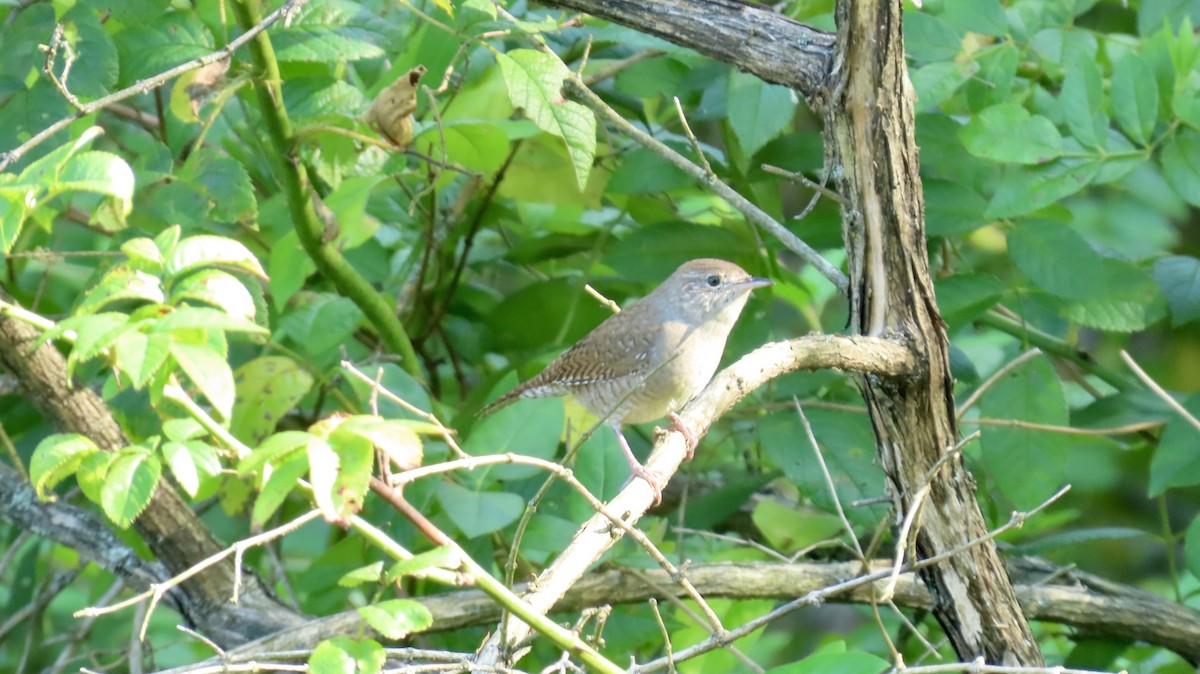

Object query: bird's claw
[668,412,698,461]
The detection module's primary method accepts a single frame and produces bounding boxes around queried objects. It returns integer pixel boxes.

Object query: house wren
[480,258,772,493]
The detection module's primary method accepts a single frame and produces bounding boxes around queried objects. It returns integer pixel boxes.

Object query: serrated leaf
[338,561,384,587]
[116,12,214,85]
[935,273,1006,329]
[436,482,524,538]
[166,235,267,280]
[911,60,976,111]
[1064,294,1166,332]
[309,637,384,674]
[924,179,989,235]
[154,306,268,337]
[113,331,172,389]
[1007,221,1147,300]
[767,650,890,674]
[1111,52,1159,145]
[271,0,391,63]
[726,71,797,157]
[77,451,117,505]
[161,440,201,497]
[986,158,1101,218]
[1060,55,1107,149]
[356,599,433,640]
[56,151,135,217]
[29,434,100,500]
[334,415,422,472]
[169,269,257,322]
[252,452,308,526]
[1161,129,1200,207]
[171,342,235,421]
[239,430,315,475]
[100,450,161,528]
[1153,255,1200,325]
[385,545,459,581]
[307,433,341,523]
[496,49,596,190]
[231,357,315,445]
[120,237,163,273]
[959,103,1062,164]
[77,268,163,314]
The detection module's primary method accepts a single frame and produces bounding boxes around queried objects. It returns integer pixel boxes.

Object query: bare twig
[1120,350,1200,434]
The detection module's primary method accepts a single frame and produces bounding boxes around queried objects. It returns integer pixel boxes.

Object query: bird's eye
[706,274,721,287]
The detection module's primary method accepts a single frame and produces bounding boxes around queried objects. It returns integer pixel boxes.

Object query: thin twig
[956,348,1042,419]
[1120,350,1200,433]
[1,0,309,171]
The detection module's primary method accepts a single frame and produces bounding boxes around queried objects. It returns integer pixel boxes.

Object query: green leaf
[904,11,962,62]
[496,49,596,190]
[100,449,161,528]
[338,562,384,587]
[76,268,163,314]
[1148,392,1200,495]
[463,396,562,481]
[978,355,1069,509]
[307,433,342,522]
[154,306,268,337]
[29,434,100,500]
[239,430,315,475]
[414,121,510,174]
[166,235,267,280]
[356,599,433,640]
[911,60,976,111]
[1063,292,1167,332]
[942,0,1008,37]
[935,273,1006,329]
[271,0,392,63]
[309,637,384,674]
[1161,128,1200,207]
[230,357,315,445]
[1111,52,1159,145]
[269,231,316,311]
[436,481,524,538]
[321,175,385,250]
[604,221,756,283]
[986,158,1101,219]
[1060,55,1107,149]
[170,342,235,421]
[56,151,135,217]
[169,269,257,322]
[324,430,373,521]
[77,451,118,505]
[116,12,214,85]
[334,416,423,472]
[278,295,364,366]
[752,499,843,554]
[120,237,162,271]
[726,71,797,157]
[959,103,1063,164]
[1007,221,1150,300]
[923,180,989,236]
[1153,255,1200,325]
[161,440,200,497]
[252,452,308,526]
[113,331,172,389]
[1185,515,1200,581]
[385,545,459,581]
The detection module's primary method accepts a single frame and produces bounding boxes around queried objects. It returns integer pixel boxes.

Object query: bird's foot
[668,412,699,461]
[622,464,665,505]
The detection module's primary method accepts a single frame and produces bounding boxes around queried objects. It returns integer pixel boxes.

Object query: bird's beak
[743,277,774,290]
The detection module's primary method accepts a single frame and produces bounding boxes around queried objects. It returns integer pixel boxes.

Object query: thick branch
[197,560,1200,666]
[0,291,302,646]
[474,333,915,662]
[540,0,835,97]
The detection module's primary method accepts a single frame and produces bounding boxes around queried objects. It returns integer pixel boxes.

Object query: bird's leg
[610,422,663,504]
[668,412,699,461]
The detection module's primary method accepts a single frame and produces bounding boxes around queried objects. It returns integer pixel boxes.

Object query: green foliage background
[1,0,1199,671]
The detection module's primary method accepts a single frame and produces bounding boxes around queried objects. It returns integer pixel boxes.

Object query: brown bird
[480,258,772,494]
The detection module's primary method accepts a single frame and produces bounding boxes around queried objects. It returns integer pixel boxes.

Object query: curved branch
[474,333,915,662]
